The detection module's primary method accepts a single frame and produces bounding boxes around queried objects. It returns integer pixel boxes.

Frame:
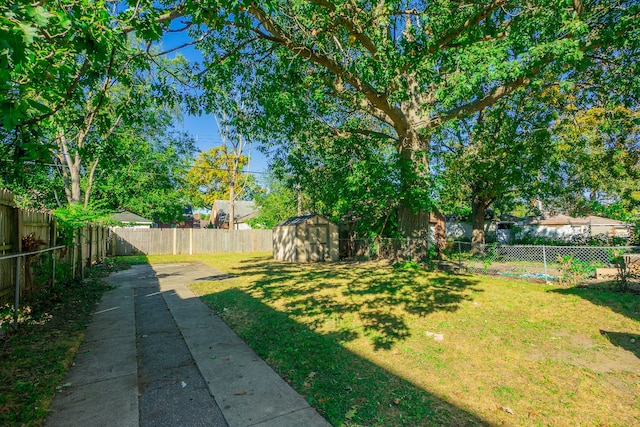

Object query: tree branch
[248,5,404,131]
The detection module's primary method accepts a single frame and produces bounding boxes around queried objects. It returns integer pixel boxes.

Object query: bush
[556,255,598,286]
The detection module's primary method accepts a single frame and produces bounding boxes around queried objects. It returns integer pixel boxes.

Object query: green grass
[142,253,639,426]
[0,260,124,426]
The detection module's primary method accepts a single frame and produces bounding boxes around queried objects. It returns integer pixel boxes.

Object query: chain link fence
[339,238,640,283]
[340,238,432,261]
[446,242,640,282]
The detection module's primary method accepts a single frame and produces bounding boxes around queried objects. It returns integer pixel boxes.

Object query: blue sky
[161,27,270,175]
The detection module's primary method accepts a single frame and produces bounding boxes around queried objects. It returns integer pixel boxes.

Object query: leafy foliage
[248,176,299,229]
[186,145,254,209]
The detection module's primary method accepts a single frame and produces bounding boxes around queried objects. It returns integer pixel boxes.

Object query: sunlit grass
[140,253,640,426]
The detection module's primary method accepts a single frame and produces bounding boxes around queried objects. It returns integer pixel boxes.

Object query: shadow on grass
[232,258,482,350]
[600,330,640,359]
[551,286,640,323]
[201,287,490,427]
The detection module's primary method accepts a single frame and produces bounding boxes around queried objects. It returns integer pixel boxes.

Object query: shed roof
[275,214,323,227]
[111,210,153,224]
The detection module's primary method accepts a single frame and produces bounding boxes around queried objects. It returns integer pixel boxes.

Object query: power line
[15,160,270,176]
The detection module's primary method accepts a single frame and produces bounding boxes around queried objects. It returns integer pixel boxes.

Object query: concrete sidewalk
[45,263,331,427]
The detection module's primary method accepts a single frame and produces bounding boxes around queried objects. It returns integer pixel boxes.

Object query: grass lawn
[139,253,639,426]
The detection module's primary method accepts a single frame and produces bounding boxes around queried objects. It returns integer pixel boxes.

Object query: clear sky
[161,27,270,175]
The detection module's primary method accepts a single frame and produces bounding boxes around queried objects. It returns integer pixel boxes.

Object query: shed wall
[273,226,297,261]
[273,215,339,262]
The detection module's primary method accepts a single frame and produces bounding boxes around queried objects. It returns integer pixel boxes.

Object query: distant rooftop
[111,210,153,224]
[213,200,258,220]
[528,214,631,226]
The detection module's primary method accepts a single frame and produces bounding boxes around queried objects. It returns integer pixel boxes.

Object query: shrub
[556,254,598,286]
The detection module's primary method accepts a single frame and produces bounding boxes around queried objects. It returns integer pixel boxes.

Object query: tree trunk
[397,129,446,259]
[69,160,82,204]
[229,180,235,231]
[55,131,83,205]
[471,198,490,252]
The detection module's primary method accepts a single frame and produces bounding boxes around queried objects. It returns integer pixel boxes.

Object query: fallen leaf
[345,408,357,420]
[234,391,247,396]
[500,406,514,415]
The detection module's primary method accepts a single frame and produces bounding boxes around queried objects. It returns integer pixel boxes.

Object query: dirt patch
[527,331,640,373]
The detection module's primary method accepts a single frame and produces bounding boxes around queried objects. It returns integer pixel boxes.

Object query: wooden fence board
[0,189,108,305]
[110,228,272,256]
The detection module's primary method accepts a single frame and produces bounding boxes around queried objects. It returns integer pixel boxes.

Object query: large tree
[186,144,256,228]
[180,0,639,248]
[435,89,559,247]
[1,0,189,214]
[550,103,640,216]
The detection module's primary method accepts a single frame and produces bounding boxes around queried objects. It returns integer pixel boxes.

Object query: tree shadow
[232,258,482,350]
[551,286,640,323]
[201,287,491,426]
[600,330,640,359]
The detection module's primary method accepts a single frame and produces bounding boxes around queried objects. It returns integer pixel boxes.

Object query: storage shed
[273,214,339,262]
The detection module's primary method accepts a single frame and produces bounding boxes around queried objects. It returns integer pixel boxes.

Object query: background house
[582,215,632,237]
[273,214,339,262]
[211,200,258,229]
[444,211,502,241]
[520,214,632,240]
[110,210,153,228]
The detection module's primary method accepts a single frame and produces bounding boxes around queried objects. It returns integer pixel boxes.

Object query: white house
[110,210,153,228]
[521,214,632,240]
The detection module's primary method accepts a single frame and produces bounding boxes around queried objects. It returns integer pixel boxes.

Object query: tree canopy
[2,0,639,234]
[183,0,640,243]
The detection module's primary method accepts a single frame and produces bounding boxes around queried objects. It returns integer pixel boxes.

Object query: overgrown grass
[145,253,639,426]
[0,260,126,426]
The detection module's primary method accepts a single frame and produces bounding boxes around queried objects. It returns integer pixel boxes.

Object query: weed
[556,255,599,286]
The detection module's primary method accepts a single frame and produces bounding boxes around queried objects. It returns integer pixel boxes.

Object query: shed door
[308,225,328,262]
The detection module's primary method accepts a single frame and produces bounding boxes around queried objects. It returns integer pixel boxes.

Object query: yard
[139,253,639,426]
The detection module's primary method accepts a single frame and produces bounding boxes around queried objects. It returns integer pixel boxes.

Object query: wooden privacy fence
[0,189,108,308]
[110,228,273,256]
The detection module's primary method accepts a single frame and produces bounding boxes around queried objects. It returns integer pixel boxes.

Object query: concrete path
[45,263,331,427]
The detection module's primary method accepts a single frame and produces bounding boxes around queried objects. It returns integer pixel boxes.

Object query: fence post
[542,245,548,282]
[12,208,23,329]
[50,217,57,289]
[71,231,76,279]
[458,241,462,268]
[88,224,93,268]
[13,256,21,330]
[79,229,85,280]
[173,227,177,255]
[407,237,411,260]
